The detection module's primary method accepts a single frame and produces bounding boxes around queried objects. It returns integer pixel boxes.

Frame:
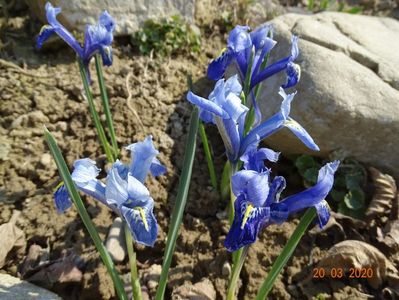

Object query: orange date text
[312,267,373,279]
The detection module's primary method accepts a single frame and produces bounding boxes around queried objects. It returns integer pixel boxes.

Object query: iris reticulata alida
[224,150,339,252]
[37,2,115,77]
[207,25,300,91]
[54,136,166,247]
[187,79,318,163]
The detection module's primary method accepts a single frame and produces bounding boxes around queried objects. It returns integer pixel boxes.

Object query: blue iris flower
[224,149,339,252]
[187,75,248,162]
[207,25,300,92]
[187,81,319,163]
[37,2,115,79]
[239,88,319,156]
[53,136,166,247]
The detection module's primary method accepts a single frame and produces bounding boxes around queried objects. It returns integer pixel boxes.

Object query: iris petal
[187,91,229,119]
[207,50,234,81]
[126,136,160,183]
[121,199,158,247]
[265,176,286,206]
[71,158,100,183]
[36,25,55,49]
[41,2,83,56]
[279,161,339,214]
[126,174,150,205]
[227,25,252,52]
[150,157,167,177]
[54,184,72,214]
[315,200,330,228]
[224,195,270,252]
[105,163,129,206]
[246,172,269,207]
[231,170,258,196]
[282,62,301,89]
[284,118,320,151]
[71,158,106,204]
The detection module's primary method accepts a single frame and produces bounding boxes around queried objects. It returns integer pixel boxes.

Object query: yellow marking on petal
[135,206,149,231]
[284,119,301,130]
[219,47,227,56]
[241,203,254,229]
[53,181,64,192]
[39,25,52,35]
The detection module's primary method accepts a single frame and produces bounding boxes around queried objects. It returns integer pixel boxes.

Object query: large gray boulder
[258,12,399,177]
[29,0,195,35]
[0,274,61,300]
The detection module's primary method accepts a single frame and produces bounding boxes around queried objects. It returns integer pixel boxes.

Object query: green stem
[255,208,316,300]
[227,246,249,300]
[243,53,253,99]
[94,54,119,158]
[198,122,218,190]
[155,107,199,300]
[78,59,114,162]
[124,223,142,300]
[44,128,127,300]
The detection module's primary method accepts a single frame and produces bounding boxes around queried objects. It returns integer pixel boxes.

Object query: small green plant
[307,0,363,14]
[132,15,201,57]
[295,155,367,219]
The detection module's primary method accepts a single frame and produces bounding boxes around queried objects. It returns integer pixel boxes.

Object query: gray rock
[28,0,195,35]
[105,217,126,262]
[258,12,399,177]
[0,273,61,300]
[171,278,216,300]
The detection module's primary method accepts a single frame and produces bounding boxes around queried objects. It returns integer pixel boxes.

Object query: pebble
[222,261,231,277]
[40,153,52,166]
[105,217,126,263]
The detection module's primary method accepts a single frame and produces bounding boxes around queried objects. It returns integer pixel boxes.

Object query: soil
[1,1,399,300]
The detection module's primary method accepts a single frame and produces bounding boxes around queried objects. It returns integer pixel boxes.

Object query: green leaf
[44,128,127,300]
[295,155,317,173]
[330,189,346,202]
[220,161,231,201]
[334,175,347,189]
[94,54,118,159]
[303,167,319,184]
[155,107,199,300]
[198,122,218,190]
[345,172,363,190]
[345,6,362,14]
[343,189,365,210]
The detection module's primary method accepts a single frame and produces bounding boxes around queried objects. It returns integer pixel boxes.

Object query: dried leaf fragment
[366,168,397,219]
[317,240,398,289]
[0,210,26,268]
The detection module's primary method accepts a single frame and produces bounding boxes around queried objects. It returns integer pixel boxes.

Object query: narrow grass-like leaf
[44,128,127,300]
[78,59,114,162]
[94,54,119,158]
[220,161,231,201]
[199,122,218,190]
[155,107,199,300]
[255,208,316,300]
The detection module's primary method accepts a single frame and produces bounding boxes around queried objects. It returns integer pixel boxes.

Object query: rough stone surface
[105,217,126,262]
[28,0,195,35]
[0,273,61,300]
[258,12,399,177]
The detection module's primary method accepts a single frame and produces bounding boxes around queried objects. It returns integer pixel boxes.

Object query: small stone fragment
[105,217,126,262]
[222,261,231,277]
